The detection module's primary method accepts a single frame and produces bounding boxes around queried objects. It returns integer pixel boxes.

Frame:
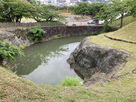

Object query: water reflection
[11,36,87,85]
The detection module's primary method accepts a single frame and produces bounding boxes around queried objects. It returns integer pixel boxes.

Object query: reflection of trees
[11,36,87,76]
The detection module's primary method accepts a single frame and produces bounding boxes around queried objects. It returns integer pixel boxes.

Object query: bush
[60,77,82,87]
[91,31,101,35]
[83,31,88,35]
[0,41,24,61]
[28,26,46,42]
[52,35,59,39]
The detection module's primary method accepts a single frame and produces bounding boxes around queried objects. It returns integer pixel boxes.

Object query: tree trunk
[95,19,99,25]
[120,13,124,28]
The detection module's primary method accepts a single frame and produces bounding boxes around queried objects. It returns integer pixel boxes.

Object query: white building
[54,0,79,3]
[54,0,80,6]
[38,0,80,6]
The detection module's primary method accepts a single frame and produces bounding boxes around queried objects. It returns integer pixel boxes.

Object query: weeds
[91,31,101,35]
[52,35,59,39]
[60,77,82,87]
[83,31,88,35]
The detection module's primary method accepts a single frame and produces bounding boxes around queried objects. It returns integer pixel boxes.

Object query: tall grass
[60,77,82,87]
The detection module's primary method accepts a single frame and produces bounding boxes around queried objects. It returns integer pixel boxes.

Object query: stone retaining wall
[0,26,104,47]
[42,26,103,39]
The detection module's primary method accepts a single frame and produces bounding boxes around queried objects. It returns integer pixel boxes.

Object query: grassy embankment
[109,16,136,29]
[0,17,136,102]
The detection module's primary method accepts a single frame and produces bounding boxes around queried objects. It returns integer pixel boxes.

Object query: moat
[11,36,87,85]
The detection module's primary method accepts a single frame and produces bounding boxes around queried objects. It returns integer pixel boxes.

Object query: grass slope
[109,20,136,42]
[110,16,136,29]
[1,21,136,102]
[88,21,136,101]
[90,21,136,75]
[1,65,136,102]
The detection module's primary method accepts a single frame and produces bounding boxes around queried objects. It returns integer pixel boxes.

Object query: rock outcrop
[67,37,131,87]
[0,28,33,47]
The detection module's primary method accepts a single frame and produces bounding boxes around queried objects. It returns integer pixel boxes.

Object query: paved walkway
[21,15,92,26]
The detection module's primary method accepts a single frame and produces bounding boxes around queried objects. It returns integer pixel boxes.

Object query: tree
[32,1,44,22]
[126,0,136,17]
[74,2,89,15]
[0,1,11,22]
[32,2,65,22]
[26,0,36,6]
[68,6,75,11]
[46,4,57,10]
[87,3,105,16]
[42,12,65,21]
[74,2,104,16]
[11,0,35,22]
[0,0,35,22]
[99,0,130,29]
[42,4,65,21]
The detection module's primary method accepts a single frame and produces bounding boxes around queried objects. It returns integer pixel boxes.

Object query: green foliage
[60,77,82,87]
[27,0,75,11]
[126,0,136,17]
[41,4,65,21]
[19,44,26,49]
[59,33,63,37]
[52,35,59,39]
[83,31,88,35]
[67,6,75,11]
[99,0,134,29]
[74,2,89,15]
[109,16,136,29]
[46,4,57,10]
[91,31,101,35]
[74,2,105,16]
[32,2,65,22]
[87,3,105,16]
[0,41,24,61]
[0,0,35,22]
[28,26,45,42]
[32,3,75,11]
[32,1,45,22]
[41,11,65,21]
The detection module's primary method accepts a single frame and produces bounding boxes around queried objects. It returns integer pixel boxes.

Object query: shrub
[0,41,24,61]
[52,35,59,39]
[83,31,88,35]
[91,31,101,35]
[60,77,82,87]
[19,44,26,49]
[28,26,46,42]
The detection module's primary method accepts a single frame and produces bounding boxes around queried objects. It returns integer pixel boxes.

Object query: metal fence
[0,22,66,28]
[0,21,105,28]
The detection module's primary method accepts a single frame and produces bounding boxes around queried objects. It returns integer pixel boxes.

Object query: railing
[0,21,104,28]
[0,22,66,28]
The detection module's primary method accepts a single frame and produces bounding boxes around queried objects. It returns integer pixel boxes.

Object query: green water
[11,36,88,85]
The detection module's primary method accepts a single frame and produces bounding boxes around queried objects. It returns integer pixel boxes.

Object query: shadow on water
[10,35,88,85]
